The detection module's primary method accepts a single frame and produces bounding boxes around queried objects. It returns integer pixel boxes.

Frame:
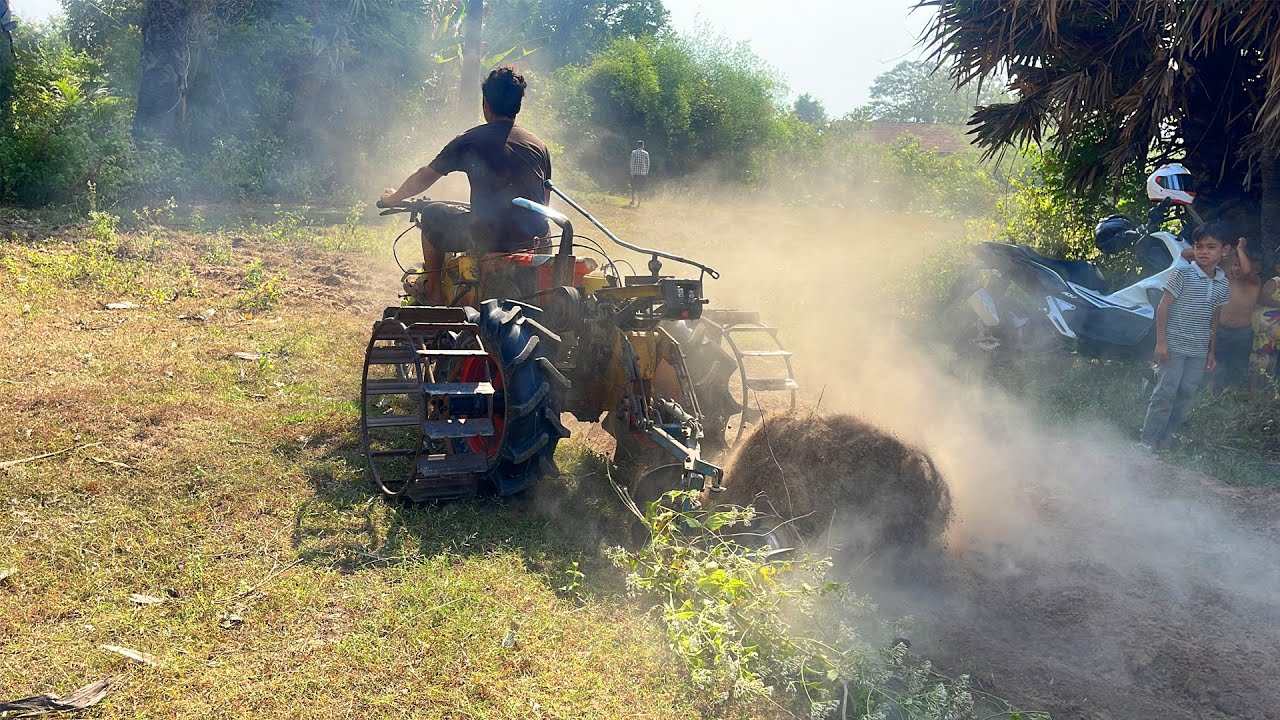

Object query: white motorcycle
[959,165,1199,359]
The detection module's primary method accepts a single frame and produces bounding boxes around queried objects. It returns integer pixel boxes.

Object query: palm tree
[920,0,1280,264]
[134,0,215,147]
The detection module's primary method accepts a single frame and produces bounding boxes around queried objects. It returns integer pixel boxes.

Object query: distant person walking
[629,140,650,207]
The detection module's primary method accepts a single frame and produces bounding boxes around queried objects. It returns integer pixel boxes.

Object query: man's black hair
[482,66,526,117]
[1193,221,1231,244]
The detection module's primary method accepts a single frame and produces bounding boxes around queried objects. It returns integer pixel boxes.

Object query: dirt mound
[717,411,952,555]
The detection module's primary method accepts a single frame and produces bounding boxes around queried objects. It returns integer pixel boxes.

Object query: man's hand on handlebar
[376,187,399,209]
[377,190,435,216]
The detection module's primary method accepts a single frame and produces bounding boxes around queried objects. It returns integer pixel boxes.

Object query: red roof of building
[865,122,971,154]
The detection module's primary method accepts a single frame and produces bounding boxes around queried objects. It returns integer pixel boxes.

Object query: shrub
[236,259,287,312]
[1,30,123,205]
[0,23,190,207]
[560,33,789,187]
[611,492,1040,719]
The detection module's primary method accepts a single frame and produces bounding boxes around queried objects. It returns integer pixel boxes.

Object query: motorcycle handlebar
[1143,197,1172,233]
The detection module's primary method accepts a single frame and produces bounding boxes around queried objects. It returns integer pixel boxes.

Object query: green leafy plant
[258,205,314,245]
[87,209,119,250]
[85,181,120,250]
[188,208,209,234]
[316,203,377,252]
[611,492,1036,719]
[236,259,287,312]
[131,196,179,228]
[200,234,234,266]
[556,560,586,603]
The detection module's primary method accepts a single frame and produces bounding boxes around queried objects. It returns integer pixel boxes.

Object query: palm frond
[921,0,1280,194]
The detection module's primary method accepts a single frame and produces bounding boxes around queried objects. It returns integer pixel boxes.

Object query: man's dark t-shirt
[428,120,551,249]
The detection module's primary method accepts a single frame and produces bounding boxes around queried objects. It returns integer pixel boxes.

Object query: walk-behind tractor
[360,182,798,503]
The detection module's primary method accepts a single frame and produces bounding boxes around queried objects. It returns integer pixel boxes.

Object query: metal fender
[967,288,1001,327]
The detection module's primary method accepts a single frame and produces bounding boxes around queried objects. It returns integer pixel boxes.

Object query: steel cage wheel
[360,320,426,498]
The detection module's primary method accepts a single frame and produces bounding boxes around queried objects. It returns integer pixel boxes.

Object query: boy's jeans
[1140,352,1207,447]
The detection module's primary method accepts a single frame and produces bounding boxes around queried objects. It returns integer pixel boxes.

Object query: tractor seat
[1013,245,1109,294]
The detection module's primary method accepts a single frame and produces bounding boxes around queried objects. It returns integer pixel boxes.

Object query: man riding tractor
[378,66,552,302]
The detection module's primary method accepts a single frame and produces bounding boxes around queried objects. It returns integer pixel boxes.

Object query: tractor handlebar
[512,198,574,258]
[512,197,570,228]
[376,197,433,216]
[375,186,721,282]
[543,180,720,280]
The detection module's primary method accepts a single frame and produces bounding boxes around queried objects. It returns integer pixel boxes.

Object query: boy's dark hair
[482,66,526,117]
[1193,221,1231,244]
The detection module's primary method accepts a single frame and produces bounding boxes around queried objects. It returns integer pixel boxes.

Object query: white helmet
[1147,163,1195,205]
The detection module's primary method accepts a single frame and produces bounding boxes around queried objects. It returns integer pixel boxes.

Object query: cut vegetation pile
[718,411,953,556]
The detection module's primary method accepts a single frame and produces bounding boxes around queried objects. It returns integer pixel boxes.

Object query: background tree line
[0,0,677,205]
[7,0,1222,269]
[0,0,1024,207]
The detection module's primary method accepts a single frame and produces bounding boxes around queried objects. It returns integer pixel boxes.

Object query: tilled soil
[719,411,1280,719]
[873,449,1280,720]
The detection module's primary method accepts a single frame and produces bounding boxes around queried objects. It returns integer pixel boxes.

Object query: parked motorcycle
[955,164,1198,360]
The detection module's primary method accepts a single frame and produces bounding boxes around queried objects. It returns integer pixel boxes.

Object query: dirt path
[875,452,1280,720]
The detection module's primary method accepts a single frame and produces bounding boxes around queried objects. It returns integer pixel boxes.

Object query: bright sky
[9,0,61,23]
[665,0,932,115]
[10,0,932,116]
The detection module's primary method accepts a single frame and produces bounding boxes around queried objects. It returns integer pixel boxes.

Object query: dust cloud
[600,185,1280,718]
[355,86,1280,710]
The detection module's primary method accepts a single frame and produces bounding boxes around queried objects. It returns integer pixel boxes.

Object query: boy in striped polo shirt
[1139,222,1231,450]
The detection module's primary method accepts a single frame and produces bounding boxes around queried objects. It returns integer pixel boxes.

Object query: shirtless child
[1212,237,1260,388]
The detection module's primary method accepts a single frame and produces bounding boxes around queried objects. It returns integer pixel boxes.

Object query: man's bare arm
[379,166,443,207]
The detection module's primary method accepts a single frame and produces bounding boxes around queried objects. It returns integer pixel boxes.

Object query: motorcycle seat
[1014,246,1109,293]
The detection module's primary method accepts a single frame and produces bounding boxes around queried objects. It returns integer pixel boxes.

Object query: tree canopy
[866,60,1003,125]
[6,0,1026,210]
[921,0,1280,261]
[486,0,669,68]
[561,33,788,183]
[5,0,557,203]
[792,93,826,125]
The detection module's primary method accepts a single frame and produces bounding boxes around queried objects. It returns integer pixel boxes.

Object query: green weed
[236,259,287,312]
[87,210,120,248]
[312,204,379,252]
[187,207,209,233]
[258,204,314,245]
[613,491,1039,719]
[130,196,179,229]
[200,233,235,265]
[556,560,586,603]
